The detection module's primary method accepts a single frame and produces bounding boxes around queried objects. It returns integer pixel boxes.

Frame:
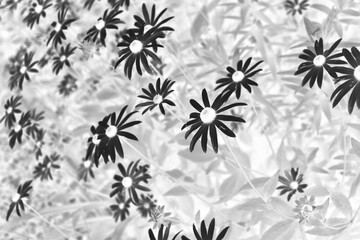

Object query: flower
[96,105,141,162]
[181,218,230,240]
[47,7,77,48]
[110,160,151,204]
[115,28,163,79]
[0,95,22,129]
[331,47,360,114]
[85,125,109,167]
[58,74,77,96]
[109,193,131,222]
[53,0,72,11]
[136,78,176,115]
[8,111,31,149]
[77,159,95,182]
[294,38,345,88]
[6,180,33,221]
[25,109,45,139]
[284,0,309,15]
[2,0,21,11]
[9,51,39,90]
[293,195,316,223]
[276,167,308,201]
[108,0,130,10]
[181,89,246,153]
[215,57,263,100]
[149,205,172,229]
[23,0,52,29]
[52,43,77,75]
[84,8,124,46]
[137,194,157,218]
[33,128,45,160]
[148,223,181,240]
[33,153,61,181]
[132,3,174,52]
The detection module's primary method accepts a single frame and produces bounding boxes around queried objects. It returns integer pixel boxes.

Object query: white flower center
[302,204,313,213]
[20,66,27,74]
[36,141,42,148]
[232,71,245,83]
[105,125,117,138]
[200,107,216,124]
[6,107,13,114]
[144,24,153,33]
[12,193,21,202]
[354,66,360,81]
[153,95,163,104]
[313,55,326,67]
[47,162,52,168]
[14,124,22,133]
[34,4,43,14]
[294,5,300,11]
[60,55,67,62]
[54,23,62,32]
[95,19,105,30]
[119,203,125,210]
[122,177,133,188]
[129,40,143,54]
[144,202,150,209]
[290,181,299,190]
[83,160,92,168]
[92,134,100,145]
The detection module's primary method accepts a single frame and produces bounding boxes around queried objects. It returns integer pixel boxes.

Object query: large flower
[276,167,308,201]
[9,51,39,90]
[181,218,230,240]
[215,57,263,100]
[331,47,360,114]
[6,180,33,221]
[294,38,345,88]
[23,0,52,29]
[284,0,309,15]
[0,95,22,129]
[181,89,246,153]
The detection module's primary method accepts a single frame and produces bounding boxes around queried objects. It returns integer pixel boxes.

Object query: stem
[341,125,347,186]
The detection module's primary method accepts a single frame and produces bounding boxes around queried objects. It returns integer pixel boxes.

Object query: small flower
[84,8,124,46]
[294,38,345,88]
[77,159,95,182]
[133,3,174,52]
[33,153,61,181]
[9,51,39,90]
[96,105,141,162]
[6,46,27,75]
[137,194,157,218]
[149,205,171,229]
[58,74,77,96]
[6,180,33,221]
[47,7,77,48]
[331,47,360,114]
[25,109,45,139]
[284,0,309,15]
[108,0,130,10]
[0,95,22,129]
[109,193,131,222]
[215,57,263,100]
[85,124,110,167]
[52,43,77,75]
[8,111,31,149]
[148,223,181,240]
[276,167,308,201]
[136,78,176,115]
[181,89,246,153]
[110,160,151,204]
[23,0,52,29]
[181,218,230,240]
[115,28,163,79]
[293,195,316,223]
[33,128,45,160]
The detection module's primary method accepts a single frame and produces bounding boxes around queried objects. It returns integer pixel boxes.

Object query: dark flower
[77,159,95,182]
[96,105,141,162]
[276,167,308,201]
[284,0,309,15]
[331,47,360,114]
[108,0,130,10]
[149,223,181,240]
[181,218,230,240]
[84,8,124,46]
[110,160,151,204]
[83,0,96,10]
[85,125,109,167]
[181,89,246,153]
[8,111,31,149]
[25,109,45,139]
[109,193,131,222]
[33,128,45,160]
[23,0,52,29]
[53,0,72,11]
[47,7,77,49]
[6,46,27,75]
[137,194,157,218]
[0,95,22,129]
[133,3,174,52]
[294,38,346,88]
[58,74,77,96]
[37,48,55,68]
[136,78,175,115]
[6,180,33,221]
[215,57,263,100]
[115,28,163,79]
[3,0,22,11]
[9,51,39,90]
[33,153,61,181]
[52,43,77,75]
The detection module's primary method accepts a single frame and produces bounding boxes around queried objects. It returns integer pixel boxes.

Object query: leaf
[311,4,331,14]
[276,140,285,171]
[261,220,297,240]
[262,171,280,200]
[237,198,268,211]
[304,17,321,40]
[330,191,353,219]
[178,146,217,163]
[166,169,184,179]
[206,158,221,174]
[306,227,346,236]
[191,5,209,41]
[268,197,294,218]
[164,186,188,196]
[327,218,350,228]
[218,173,243,202]
[350,138,360,157]
[349,173,360,198]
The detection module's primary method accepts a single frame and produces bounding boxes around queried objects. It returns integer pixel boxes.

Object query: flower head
[6,180,33,221]
[284,0,309,15]
[181,218,230,240]
[9,51,39,90]
[276,167,308,201]
[149,205,172,229]
[23,0,52,29]
[137,194,157,218]
[148,223,181,240]
[52,43,76,75]
[77,159,95,182]
[0,95,22,129]
[8,111,31,149]
[33,153,61,181]
[110,193,131,222]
